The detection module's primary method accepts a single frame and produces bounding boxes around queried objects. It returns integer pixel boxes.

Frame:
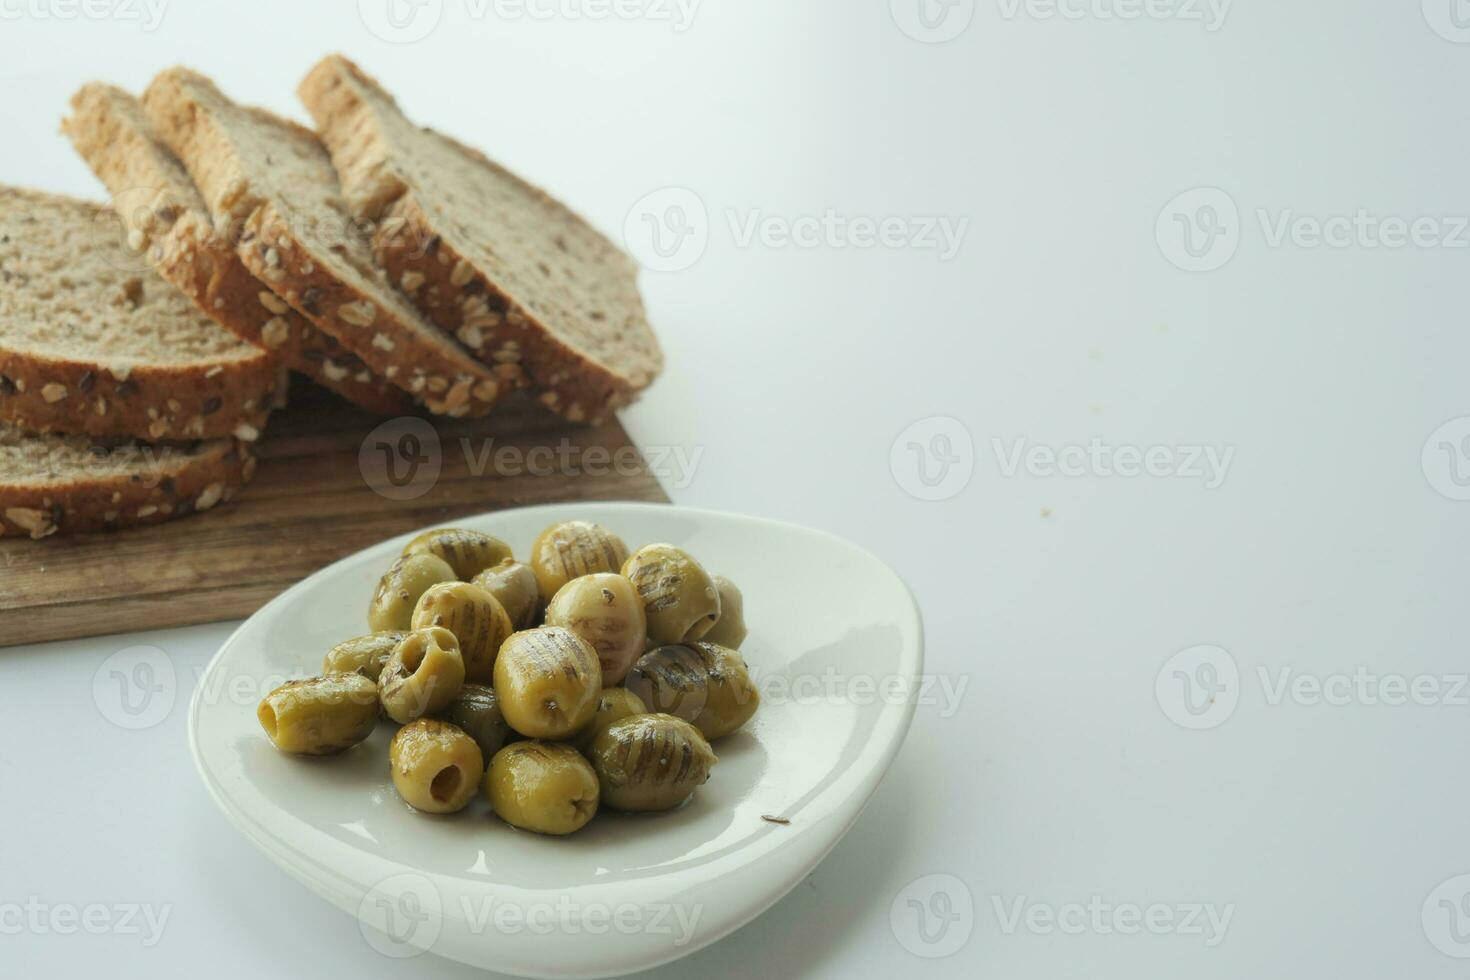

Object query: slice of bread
[0,421,255,538]
[0,186,281,443]
[299,56,662,424]
[63,84,409,417]
[142,68,510,418]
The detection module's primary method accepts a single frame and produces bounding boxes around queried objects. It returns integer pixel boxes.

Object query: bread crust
[62,84,408,417]
[0,434,256,539]
[141,68,506,419]
[299,55,661,425]
[0,331,278,443]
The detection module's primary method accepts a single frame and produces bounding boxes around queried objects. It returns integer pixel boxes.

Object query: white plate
[190,502,923,978]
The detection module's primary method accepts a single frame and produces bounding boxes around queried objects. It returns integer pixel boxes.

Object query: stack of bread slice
[0,56,660,539]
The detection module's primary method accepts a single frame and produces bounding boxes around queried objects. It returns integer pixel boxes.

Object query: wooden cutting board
[0,385,668,648]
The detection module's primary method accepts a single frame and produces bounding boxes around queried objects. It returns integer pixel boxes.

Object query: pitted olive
[703,575,747,649]
[378,627,466,724]
[493,627,603,739]
[485,741,599,835]
[322,631,407,681]
[571,687,648,751]
[258,674,379,755]
[544,573,647,685]
[471,559,541,630]
[621,544,721,644]
[403,527,513,579]
[369,553,457,632]
[411,581,514,683]
[590,713,716,812]
[625,642,760,740]
[390,718,484,814]
[530,520,630,603]
[440,683,511,762]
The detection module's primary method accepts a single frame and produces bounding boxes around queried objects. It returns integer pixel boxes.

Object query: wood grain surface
[0,384,668,647]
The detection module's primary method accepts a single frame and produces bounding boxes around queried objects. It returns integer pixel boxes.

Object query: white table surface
[3,2,1468,977]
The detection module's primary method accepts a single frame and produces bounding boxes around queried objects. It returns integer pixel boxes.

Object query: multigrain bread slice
[299,55,662,424]
[62,84,409,417]
[142,68,511,418]
[0,186,280,443]
[0,421,255,538]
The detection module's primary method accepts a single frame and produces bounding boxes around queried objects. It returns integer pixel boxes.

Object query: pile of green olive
[256,520,759,836]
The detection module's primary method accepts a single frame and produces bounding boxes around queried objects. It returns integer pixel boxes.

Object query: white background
[3,0,1470,976]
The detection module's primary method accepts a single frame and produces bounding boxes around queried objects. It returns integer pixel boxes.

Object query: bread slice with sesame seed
[0,421,256,539]
[0,186,281,443]
[141,67,509,418]
[299,55,662,424]
[62,83,409,417]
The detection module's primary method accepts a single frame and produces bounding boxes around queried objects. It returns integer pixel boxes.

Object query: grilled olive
[493,627,603,739]
[621,544,721,645]
[378,627,466,724]
[257,674,378,755]
[369,553,457,632]
[571,688,648,751]
[544,573,647,685]
[410,582,514,683]
[403,527,514,580]
[703,576,748,649]
[322,631,407,682]
[390,719,484,814]
[439,683,511,761]
[485,741,599,835]
[625,642,760,740]
[530,520,630,603]
[590,714,716,812]
[471,559,541,630]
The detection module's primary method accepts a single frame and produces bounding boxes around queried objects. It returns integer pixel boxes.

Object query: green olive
[493,627,602,739]
[703,576,747,649]
[410,582,514,683]
[439,683,511,761]
[621,544,721,645]
[390,718,484,814]
[369,553,457,632]
[544,573,647,685]
[322,631,407,682]
[571,687,648,751]
[625,642,760,740]
[471,559,541,630]
[403,527,514,579]
[378,627,466,724]
[530,520,630,604]
[484,741,599,835]
[590,713,716,812]
[257,674,378,755]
